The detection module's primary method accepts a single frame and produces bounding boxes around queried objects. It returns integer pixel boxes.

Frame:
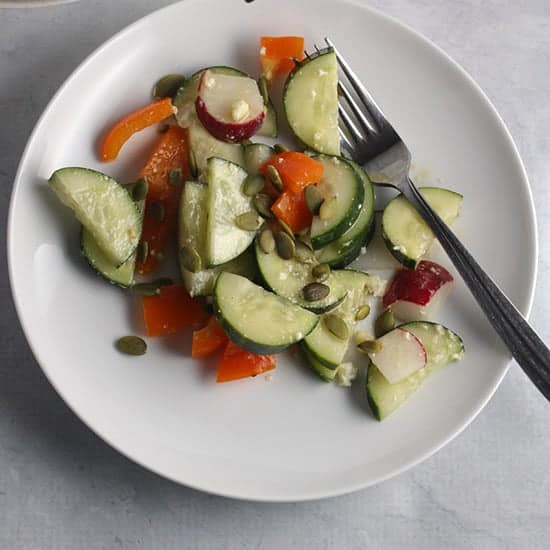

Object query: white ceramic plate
[8,0,537,501]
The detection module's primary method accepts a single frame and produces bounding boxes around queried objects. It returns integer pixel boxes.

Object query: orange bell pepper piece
[136,126,190,275]
[142,284,208,337]
[260,36,304,81]
[271,190,312,234]
[216,341,276,383]
[191,316,229,358]
[100,97,174,162]
[261,152,324,193]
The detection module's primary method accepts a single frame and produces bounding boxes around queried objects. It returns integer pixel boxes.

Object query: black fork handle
[401,178,550,401]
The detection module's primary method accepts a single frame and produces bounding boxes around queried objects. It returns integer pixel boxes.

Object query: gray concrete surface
[1,1,549,548]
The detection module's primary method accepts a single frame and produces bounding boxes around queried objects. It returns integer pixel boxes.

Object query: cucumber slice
[214,272,318,354]
[242,143,274,175]
[179,181,256,295]
[205,158,257,266]
[382,187,463,268]
[49,167,141,266]
[302,270,370,369]
[366,321,465,420]
[284,50,340,155]
[254,238,347,314]
[315,162,375,267]
[310,156,364,249]
[303,346,336,382]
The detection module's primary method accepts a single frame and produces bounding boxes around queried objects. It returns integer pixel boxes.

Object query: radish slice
[368,328,427,384]
[383,260,453,321]
[195,70,265,143]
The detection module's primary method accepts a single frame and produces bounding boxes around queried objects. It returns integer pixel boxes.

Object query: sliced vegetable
[303,346,336,382]
[136,126,190,275]
[382,187,463,268]
[195,70,266,143]
[49,167,141,266]
[217,341,276,382]
[214,272,318,354]
[310,156,364,249]
[271,190,312,234]
[243,143,274,174]
[192,316,229,358]
[283,49,339,155]
[260,36,304,81]
[255,238,347,314]
[315,161,375,268]
[152,74,186,100]
[100,98,174,162]
[142,284,208,337]
[260,152,324,193]
[256,101,278,138]
[366,321,465,420]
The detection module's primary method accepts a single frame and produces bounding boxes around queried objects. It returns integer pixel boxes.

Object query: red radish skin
[368,328,427,384]
[383,260,453,321]
[195,70,265,143]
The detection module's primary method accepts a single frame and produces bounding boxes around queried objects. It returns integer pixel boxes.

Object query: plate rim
[7,0,539,501]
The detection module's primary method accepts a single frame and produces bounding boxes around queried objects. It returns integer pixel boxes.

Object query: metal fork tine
[338,81,377,135]
[338,104,365,146]
[325,37,387,127]
[338,127,354,153]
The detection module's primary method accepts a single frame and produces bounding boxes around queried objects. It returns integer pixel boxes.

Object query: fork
[321,37,550,401]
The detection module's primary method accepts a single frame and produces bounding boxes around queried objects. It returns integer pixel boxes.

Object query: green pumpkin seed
[131,277,173,296]
[374,309,396,338]
[258,76,269,105]
[116,335,147,356]
[273,143,290,154]
[137,240,149,264]
[312,263,331,282]
[132,177,149,201]
[180,245,202,273]
[277,218,295,239]
[188,149,198,178]
[295,241,316,264]
[152,74,186,99]
[253,193,274,218]
[355,304,371,321]
[235,211,262,231]
[242,174,265,196]
[266,164,283,192]
[323,314,349,340]
[259,227,276,254]
[357,339,383,354]
[275,231,295,260]
[319,196,337,220]
[302,282,330,302]
[169,168,183,186]
[304,185,324,215]
[150,201,165,224]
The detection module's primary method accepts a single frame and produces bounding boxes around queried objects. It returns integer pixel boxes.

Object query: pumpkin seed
[275,231,295,260]
[131,277,173,296]
[353,330,373,346]
[188,149,198,178]
[242,174,265,196]
[355,304,371,321]
[295,241,316,264]
[259,227,276,254]
[253,193,274,218]
[304,185,324,215]
[323,314,349,340]
[132,177,148,201]
[357,339,383,354]
[312,263,331,282]
[116,335,147,356]
[278,218,295,239]
[319,196,337,220]
[302,282,330,302]
[180,245,202,273]
[169,168,183,186]
[152,74,186,99]
[273,143,290,154]
[137,240,149,264]
[266,164,283,192]
[150,201,165,224]
[159,124,170,134]
[258,76,269,105]
[235,211,262,231]
[374,309,396,338]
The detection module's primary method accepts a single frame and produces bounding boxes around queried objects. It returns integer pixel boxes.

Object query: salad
[47,36,464,421]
